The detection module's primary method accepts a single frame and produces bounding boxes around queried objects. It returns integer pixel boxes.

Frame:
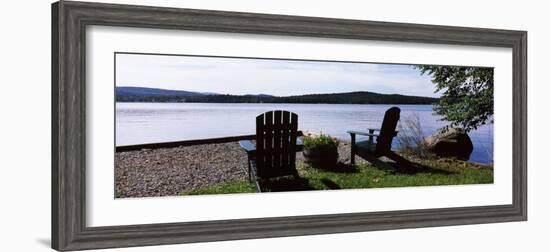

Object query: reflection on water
[116,102,493,164]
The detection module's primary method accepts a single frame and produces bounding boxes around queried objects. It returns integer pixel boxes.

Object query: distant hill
[116,86,209,97]
[277,92,437,104]
[244,94,275,98]
[116,87,437,104]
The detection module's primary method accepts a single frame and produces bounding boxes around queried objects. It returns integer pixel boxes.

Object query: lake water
[116,102,494,164]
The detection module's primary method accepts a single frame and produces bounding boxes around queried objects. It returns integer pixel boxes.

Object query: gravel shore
[115,141,363,198]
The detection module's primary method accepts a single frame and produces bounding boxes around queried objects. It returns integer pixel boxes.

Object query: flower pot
[303,145,339,169]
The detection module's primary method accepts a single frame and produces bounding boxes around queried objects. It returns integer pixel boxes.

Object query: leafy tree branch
[415,65,493,133]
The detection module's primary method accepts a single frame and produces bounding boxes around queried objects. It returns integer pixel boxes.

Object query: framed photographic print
[52,1,527,251]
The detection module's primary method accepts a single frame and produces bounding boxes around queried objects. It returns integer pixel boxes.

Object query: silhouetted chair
[239,110,303,192]
[347,107,410,170]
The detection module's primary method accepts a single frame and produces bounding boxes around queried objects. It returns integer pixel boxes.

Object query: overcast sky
[115,53,440,98]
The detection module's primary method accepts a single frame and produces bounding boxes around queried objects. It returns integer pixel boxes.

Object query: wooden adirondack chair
[347,107,410,170]
[239,110,302,192]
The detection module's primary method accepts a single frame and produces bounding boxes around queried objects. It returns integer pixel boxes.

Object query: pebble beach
[115,141,362,198]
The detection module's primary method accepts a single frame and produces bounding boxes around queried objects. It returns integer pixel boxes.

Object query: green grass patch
[182,157,493,195]
[183,181,257,195]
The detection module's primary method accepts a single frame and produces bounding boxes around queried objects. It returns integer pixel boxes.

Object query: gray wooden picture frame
[51,1,527,251]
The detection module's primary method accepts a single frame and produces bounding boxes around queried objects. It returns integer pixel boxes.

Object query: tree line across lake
[116,87,438,105]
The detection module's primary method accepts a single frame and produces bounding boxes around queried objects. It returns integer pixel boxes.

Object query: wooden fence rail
[116,131,304,152]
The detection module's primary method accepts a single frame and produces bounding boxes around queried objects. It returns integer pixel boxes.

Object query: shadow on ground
[260,177,343,191]
[260,177,314,192]
[307,161,360,173]
[258,157,459,192]
[385,159,457,175]
[320,178,342,189]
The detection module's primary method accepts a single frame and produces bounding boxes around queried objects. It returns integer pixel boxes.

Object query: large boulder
[424,128,473,160]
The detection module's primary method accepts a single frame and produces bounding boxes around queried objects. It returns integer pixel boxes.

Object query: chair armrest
[239,140,256,154]
[367,128,381,131]
[346,130,379,137]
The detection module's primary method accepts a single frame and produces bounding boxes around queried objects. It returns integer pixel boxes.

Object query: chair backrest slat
[256,114,265,170]
[272,111,282,170]
[289,113,298,166]
[255,110,298,179]
[375,107,400,155]
[281,112,291,169]
[264,112,273,172]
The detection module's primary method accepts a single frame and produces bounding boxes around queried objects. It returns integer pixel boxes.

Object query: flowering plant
[302,131,338,149]
[302,132,339,168]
